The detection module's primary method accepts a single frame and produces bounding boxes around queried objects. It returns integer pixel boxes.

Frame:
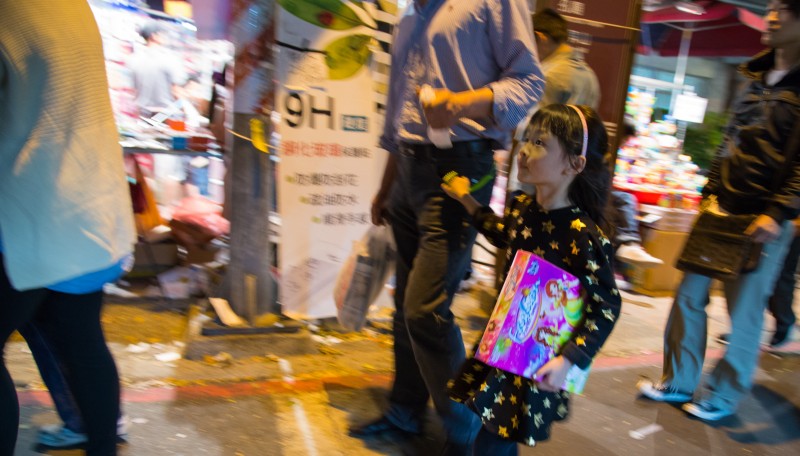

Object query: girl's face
[516,126,574,186]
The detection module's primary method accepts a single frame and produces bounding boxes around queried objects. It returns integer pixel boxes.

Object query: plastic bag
[334,225,396,331]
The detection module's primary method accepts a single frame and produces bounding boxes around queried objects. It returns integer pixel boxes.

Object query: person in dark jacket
[638,0,800,422]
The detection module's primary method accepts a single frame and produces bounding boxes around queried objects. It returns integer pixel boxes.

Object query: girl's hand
[441,175,471,201]
[534,356,573,392]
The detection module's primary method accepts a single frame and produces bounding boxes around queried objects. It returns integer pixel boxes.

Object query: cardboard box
[133,241,179,268]
[184,244,220,264]
[631,229,689,295]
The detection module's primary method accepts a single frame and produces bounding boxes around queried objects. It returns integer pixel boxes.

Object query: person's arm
[442,175,514,250]
[557,228,621,371]
[371,154,397,225]
[422,0,543,131]
[484,0,545,131]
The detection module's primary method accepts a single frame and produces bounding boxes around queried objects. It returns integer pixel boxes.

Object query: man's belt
[397,139,493,160]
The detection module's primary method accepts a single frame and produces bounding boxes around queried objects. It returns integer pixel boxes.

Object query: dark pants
[0,255,119,456]
[473,426,518,456]
[768,234,800,332]
[384,141,494,446]
[18,322,85,434]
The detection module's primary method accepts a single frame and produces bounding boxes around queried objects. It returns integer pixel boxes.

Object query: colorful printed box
[475,250,590,393]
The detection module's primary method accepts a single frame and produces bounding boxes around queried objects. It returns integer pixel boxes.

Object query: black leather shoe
[348,416,419,437]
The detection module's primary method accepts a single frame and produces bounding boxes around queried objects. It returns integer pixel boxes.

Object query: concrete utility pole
[222,0,279,324]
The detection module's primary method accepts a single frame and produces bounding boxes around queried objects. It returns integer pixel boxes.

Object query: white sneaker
[616,243,664,267]
[682,400,734,421]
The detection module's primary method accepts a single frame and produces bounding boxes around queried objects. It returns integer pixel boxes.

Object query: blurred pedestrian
[638,0,800,422]
[0,1,136,454]
[350,0,544,454]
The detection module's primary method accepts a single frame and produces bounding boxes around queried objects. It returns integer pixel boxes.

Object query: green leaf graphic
[324,34,372,80]
[278,0,368,30]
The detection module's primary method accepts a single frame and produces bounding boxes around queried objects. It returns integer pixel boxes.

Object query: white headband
[567,105,588,157]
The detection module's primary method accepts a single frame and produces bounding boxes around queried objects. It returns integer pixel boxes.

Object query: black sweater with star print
[472,193,621,369]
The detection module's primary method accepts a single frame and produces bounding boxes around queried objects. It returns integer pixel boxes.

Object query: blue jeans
[767,234,800,332]
[384,142,494,445]
[662,220,794,411]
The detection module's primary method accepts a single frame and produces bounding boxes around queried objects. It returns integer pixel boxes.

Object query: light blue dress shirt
[379,0,544,153]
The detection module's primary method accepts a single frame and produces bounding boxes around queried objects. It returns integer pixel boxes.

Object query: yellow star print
[522,227,532,239]
[521,403,532,416]
[511,415,520,429]
[494,392,505,405]
[576,336,587,346]
[473,363,484,372]
[462,372,475,383]
[571,240,580,255]
[586,274,598,285]
[482,407,495,420]
[585,319,598,332]
[543,397,551,409]
[562,257,572,266]
[510,395,518,405]
[549,240,559,250]
[603,308,616,321]
[533,412,544,427]
[612,288,619,296]
[533,247,546,257]
[542,220,555,234]
[511,209,520,218]
[498,426,509,438]
[586,260,600,272]
[526,437,537,447]
[480,382,489,392]
[513,376,523,388]
[510,229,518,240]
[570,218,587,231]
[557,403,568,417]
[446,379,454,389]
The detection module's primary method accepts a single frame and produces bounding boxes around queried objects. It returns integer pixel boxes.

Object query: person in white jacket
[0,1,136,454]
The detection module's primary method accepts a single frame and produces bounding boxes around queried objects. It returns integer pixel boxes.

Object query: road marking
[277,357,319,456]
[629,423,663,440]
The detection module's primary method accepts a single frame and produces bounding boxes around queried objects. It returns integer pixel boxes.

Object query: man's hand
[418,87,463,129]
[371,193,389,226]
[533,355,572,392]
[745,214,782,243]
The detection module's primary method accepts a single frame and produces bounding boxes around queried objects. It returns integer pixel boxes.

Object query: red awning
[638,1,766,57]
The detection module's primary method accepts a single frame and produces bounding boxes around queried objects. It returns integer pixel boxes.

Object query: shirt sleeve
[472,205,509,249]
[485,0,545,131]
[559,225,622,369]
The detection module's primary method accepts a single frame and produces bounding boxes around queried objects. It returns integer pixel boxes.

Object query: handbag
[676,211,762,281]
[677,123,800,280]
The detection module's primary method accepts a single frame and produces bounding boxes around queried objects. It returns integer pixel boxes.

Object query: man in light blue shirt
[353,1,544,453]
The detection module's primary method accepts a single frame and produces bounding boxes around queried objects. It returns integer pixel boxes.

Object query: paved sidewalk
[8,279,800,455]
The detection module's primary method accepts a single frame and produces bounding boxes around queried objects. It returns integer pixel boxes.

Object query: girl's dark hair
[528,104,611,224]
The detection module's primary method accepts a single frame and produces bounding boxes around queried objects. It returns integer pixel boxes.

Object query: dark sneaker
[682,401,734,421]
[637,379,692,402]
[769,326,794,348]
